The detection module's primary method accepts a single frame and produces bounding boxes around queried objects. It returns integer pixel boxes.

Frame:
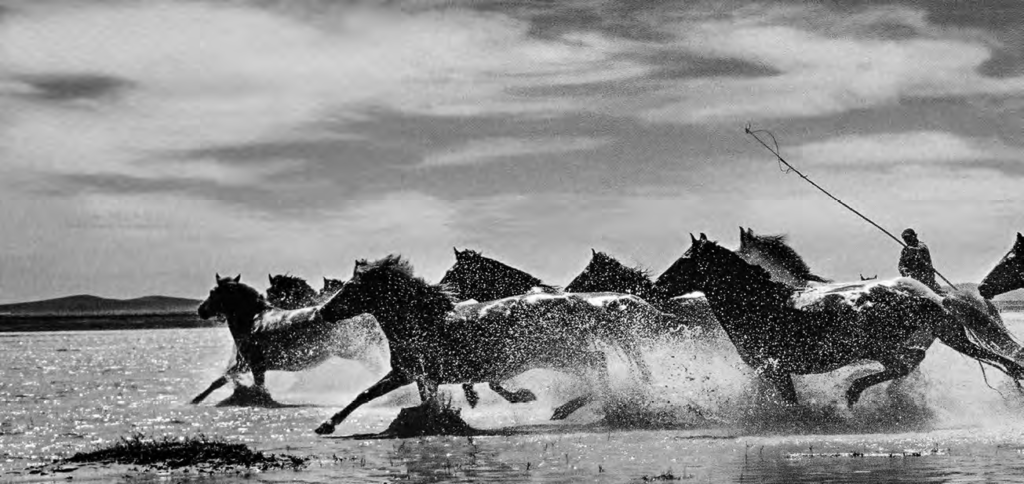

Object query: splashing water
[3,316,1024,482]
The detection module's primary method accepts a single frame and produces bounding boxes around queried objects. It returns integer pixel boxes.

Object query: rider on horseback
[899,228,941,293]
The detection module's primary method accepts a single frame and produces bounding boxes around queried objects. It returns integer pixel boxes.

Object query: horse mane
[594,251,654,282]
[705,240,788,293]
[743,233,831,283]
[322,254,455,321]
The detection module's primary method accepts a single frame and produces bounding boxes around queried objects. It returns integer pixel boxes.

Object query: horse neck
[224,298,272,340]
[602,268,667,306]
[699,258,792,318]
[467,265,541,301]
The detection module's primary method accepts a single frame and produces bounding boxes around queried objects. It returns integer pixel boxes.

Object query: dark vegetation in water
[63,433,310,471]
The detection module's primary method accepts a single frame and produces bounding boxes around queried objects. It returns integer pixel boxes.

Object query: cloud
[0,190,462,302]
[0,2,648,186]
[420,136,611,167]
[641,5,1024,124]
[791,131,1024,165]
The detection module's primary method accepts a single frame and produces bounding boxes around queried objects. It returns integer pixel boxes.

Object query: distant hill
[0,295,201,316]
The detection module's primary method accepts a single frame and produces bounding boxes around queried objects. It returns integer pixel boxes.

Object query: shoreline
[0,313,221,332]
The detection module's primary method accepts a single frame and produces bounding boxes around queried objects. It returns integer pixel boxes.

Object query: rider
[898,228,941,293]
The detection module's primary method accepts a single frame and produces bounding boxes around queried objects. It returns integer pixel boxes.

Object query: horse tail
[939,295,1024,380]
[944,290,1024,360]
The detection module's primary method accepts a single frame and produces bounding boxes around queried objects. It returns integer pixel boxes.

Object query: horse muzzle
[978,281,1004,300]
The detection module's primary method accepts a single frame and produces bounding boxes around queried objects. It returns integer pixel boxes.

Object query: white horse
[191,274,387,405]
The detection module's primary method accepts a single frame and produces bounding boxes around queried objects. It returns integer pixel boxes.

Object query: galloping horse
[191,274,386,405]
[739,227,1024,363]
[979,233,1024,300]
[314,255,662,435]
[655,234,1024,407]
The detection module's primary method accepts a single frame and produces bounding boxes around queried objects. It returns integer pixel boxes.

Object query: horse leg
[191,354,244,404]
[488,382,537,404]
[846,348,924,407]
[760,367,798,405]
[618,337,653,384]
[416,378,439,403]
[190,376,229,404]
[315,371,412,435]
[462,384,481,408]
[551,350,607,420]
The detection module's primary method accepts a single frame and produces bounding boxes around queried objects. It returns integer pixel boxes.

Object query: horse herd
[193,228,1024,436]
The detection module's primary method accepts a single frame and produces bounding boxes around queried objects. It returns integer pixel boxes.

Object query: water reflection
[3,324,1024,482]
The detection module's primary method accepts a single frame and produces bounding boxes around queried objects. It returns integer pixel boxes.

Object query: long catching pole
[744,125,957,290]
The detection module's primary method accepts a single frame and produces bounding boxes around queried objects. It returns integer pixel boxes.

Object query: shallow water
[4,316,1024,482]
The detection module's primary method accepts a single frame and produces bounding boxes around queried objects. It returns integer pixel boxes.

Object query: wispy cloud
[792,131,1024,165]
[0,2,648,186]
[641,5,1024,124]
[420,136,611,167]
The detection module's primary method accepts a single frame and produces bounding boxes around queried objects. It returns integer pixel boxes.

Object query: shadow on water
[214,384,318,409]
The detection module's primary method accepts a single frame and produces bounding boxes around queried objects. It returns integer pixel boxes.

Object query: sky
[1,0,1023,303]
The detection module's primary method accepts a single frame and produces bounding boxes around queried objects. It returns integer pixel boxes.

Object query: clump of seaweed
[64,433,309,471]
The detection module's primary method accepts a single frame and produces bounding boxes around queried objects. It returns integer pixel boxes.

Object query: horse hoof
[512,390,537,403]
[314,422,336,435]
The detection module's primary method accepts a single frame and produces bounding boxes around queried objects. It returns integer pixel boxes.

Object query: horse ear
[233,274,241,283]
[699,233,708,241]
[739,227,747,241]
[216,273,221,283]
[268,274,273,284]
[1017,232,1023,243]
[453,247,460,257]
[591,248,597,256]
[690,233,697,244]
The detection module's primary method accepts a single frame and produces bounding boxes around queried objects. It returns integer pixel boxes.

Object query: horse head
[655,234,709,298]
[565,249,654,298]
[439,248,543,302]
[266,274,318,310]
[979,232,1024,299]
[198,273,263,323]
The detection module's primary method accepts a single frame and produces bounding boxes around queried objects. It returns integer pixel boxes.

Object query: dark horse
[979,233,1024,300]
[192,274,386,405]
[314,255,659,435]
[655,234,1024,407]
[439,248,560,407]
